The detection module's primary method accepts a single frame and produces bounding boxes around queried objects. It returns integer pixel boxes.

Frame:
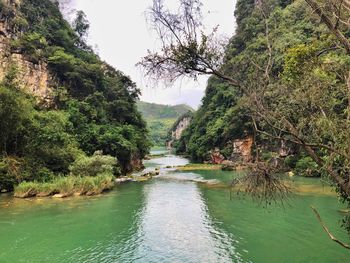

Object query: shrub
[75,173,114,195]
[0,157,23,192]
[52,176,76,196]
[69,151,119,177]
[36,182,57,197]
[284,155,299,169]
[295,156,320,177]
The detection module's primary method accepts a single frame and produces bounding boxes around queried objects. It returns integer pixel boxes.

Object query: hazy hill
[137,101,193,120]
[137,101,194,146]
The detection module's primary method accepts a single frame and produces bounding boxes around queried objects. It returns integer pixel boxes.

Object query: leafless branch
[311,206,350,250]
[231,162,292,207]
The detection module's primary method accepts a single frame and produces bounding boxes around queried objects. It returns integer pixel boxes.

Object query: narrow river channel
[0,151,349,262]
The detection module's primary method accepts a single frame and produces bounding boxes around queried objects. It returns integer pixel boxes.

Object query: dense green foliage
[175,0,349,173]
[141,0,350,240]
[0,0,150,192]
[137,101,193,146]
[14,152,118,198]
[176,78,251,161]
[69,151,119,177]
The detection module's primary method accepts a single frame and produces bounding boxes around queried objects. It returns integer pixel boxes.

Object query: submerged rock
[221,160,236,171]
[192,178,220,185]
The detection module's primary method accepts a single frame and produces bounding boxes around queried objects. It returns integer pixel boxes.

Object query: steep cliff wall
[172,117,191,140]
[0,52,51,99]
[0,0,52,100]
[167,115,192,149]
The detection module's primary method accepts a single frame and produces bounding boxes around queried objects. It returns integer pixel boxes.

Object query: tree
[0,85,33,155]
[0,0,151,189]
[305,0,350,54]
[139,0,350,247]
[73,10,89,41]
[73,10,90,48]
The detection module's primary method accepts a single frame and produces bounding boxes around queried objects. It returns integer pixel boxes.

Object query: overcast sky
[66,0,237,108]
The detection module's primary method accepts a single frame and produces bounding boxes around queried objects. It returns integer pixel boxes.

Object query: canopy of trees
[0,0,151,191]
[140,0,350,244]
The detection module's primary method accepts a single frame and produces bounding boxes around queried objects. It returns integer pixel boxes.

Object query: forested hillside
[174,0,347,176]
[137,101,193,146]
[1,0,350,259]
[141,0,350,236]
[0,0,150,193]
[176,77,251,161]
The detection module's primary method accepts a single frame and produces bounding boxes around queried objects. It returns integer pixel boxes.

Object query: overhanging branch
[311,206,350,250]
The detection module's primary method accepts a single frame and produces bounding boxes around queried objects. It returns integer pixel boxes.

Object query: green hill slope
[137,101,193,146]
[0,0,150,192]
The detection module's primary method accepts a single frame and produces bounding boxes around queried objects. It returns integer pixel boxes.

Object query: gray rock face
[0,3,53,101]
[167,116,192,149]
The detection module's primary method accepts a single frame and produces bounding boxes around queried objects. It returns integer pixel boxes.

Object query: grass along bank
[175,163,223,171]
[14,174,115,198]
[13,152,159,198]
[14,152,119,198]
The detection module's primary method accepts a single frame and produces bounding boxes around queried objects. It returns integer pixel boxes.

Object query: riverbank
[175,164,223,171]
[13,171,158,199]
[1,153,349,262]
[9,155,335,199]
[14,174,115,198]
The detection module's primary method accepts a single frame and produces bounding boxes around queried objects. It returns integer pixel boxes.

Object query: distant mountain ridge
[137,101,193,120]
[137,101,194,146]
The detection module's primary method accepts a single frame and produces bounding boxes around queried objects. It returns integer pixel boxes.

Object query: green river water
[0,152,349,262]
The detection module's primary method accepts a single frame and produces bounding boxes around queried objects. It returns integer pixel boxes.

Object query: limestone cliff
[171,116,191,141]
[231,136,253,163]
[167,113,192,149]
[0,0,52,100]
[209,136,253,165]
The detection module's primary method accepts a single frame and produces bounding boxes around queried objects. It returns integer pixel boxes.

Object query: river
[0,152,349,262]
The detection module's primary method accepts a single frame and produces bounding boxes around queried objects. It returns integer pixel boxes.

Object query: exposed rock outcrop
[123,153,145,173]
[231,136,253,163]
[0,53,51,98]
[172,116,191,140]
[0,0,52,100]
[209,136,253,166]
[210,148,225,164]
[167,114,192,149]
[278,140,289,158]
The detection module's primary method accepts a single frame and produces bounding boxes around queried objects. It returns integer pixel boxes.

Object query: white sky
[67,0,237,109]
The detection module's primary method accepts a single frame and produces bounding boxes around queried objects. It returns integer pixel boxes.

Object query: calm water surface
[0,152,349,262]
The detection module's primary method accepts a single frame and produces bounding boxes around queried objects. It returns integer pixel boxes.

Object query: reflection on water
[130,179,243,262]
[149,148,170,156]
[0,155,349,262]
[144,154,189,168]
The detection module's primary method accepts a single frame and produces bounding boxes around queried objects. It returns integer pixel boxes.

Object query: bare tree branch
[311,206,350,250]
